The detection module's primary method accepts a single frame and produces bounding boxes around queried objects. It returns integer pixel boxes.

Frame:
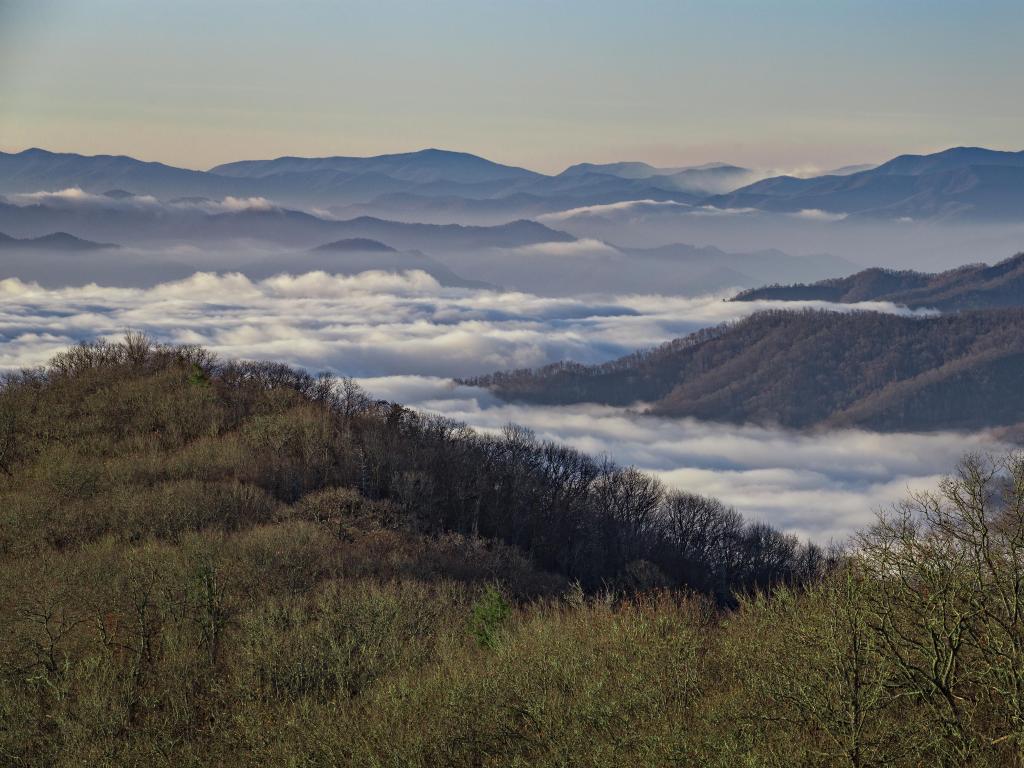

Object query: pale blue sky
[1,0,1022,172]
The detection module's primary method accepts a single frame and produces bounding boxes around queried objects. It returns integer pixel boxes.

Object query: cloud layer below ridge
[0,269,995,541]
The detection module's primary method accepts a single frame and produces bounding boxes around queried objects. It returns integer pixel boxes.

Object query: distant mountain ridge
[210,148,541,183]
[709,147,1024,220]
[243,238,489,288]
[732,252,1024,311]
[0,147,706,213]
[463,309,1024,431]
[0,198,574,250]
[0,230,117,250]
[312,238,397,253]
[557,161,755,194]
[2,145,1023,221]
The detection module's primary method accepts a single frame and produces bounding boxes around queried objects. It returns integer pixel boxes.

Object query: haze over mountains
[0,197,574,250]
[0,230,116,251]
[708,147,1024,221]
[2,145,1023,225]
[734,252,1024,311]
[3,143,1023,295]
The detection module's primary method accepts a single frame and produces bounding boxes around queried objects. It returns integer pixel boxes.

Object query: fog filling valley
[1,269,1008,542]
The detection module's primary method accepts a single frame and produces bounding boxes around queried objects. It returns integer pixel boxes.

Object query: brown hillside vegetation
[4,336,1024,765]
[465,308,1024,431]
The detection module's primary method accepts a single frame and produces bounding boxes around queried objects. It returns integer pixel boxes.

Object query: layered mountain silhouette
[0,230,117,250]
[312,238,397,253]
[557,161,756,195]
[708,148,1024,220]
[0,148,705,213]
[464,308,1024,431]
[0,197,574,250]
[245,239,489,288]
[210,148,540,184]
[3,145,1020,222]
[0,148,248,200]
[2,145,1023,259]
[733,252,1024,311]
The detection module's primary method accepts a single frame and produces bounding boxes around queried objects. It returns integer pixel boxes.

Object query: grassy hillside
[465,308,1024,430]
[4,336,1024,766]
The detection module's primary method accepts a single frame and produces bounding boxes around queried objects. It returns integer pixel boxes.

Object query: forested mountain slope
[465,309,1024,431]
[0,336,818,597]
[5,337,1024,766]
[733,252,1024,311]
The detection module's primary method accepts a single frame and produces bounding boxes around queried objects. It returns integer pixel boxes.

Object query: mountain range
[2,145,1023,223]
[0,229,490,289]
[0,197,574,250]
[0,212,854,295]
[0,186,857,294]
[0,230,117,251]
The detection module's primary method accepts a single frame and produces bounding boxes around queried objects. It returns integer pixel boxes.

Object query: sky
[1,0,1023,173]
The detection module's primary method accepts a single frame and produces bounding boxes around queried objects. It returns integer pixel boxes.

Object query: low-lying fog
[361,378,1014,542]
[0,270,1010,541]
[538,202,1024,272]
[0,269,935,375]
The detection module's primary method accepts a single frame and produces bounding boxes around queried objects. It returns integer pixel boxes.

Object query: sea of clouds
[0,269,1008,541]
[362,377,1011,542]
[8,188,278,214]
[0,269,937,376]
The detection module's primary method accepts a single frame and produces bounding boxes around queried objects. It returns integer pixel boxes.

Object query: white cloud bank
[537,199,694,222]
[790,208,849,222]
[360,377,1015,543]
[0,270,932,377]
[0,270,996,541]
[7,188,280,214]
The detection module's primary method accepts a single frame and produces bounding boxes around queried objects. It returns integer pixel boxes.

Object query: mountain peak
[0,230,119,250]
[312,237,397,253]
[873,146,1024,176]
[208,148,541,184]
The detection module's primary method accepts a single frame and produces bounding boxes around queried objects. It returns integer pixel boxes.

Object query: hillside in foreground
[4,337,1024,765]
[733,251,1024,311]
[464,308,1024,431]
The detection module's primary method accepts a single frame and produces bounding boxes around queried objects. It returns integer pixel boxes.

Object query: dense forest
[733,251,1024,311]
[4,336,1024,766]
[465,308,1024,431]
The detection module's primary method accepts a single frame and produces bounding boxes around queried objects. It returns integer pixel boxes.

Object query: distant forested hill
[732,252,1024,311]
[464,309,1024,431]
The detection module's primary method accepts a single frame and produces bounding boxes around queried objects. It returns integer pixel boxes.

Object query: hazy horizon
[2,0,1023,173]
[2,141,1023,179]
